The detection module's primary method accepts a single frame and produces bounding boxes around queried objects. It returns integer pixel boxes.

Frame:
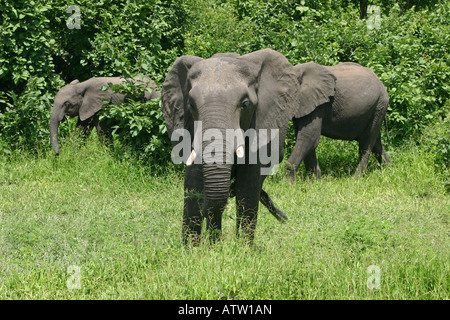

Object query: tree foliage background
[0,0,448,169]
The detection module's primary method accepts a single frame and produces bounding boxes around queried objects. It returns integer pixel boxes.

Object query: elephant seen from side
[161,49,336,245]
[50,76,160,155]
[285,62,391,181]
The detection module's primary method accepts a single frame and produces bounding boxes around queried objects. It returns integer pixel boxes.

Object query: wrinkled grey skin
[161,49,335,245]
[50,76,159,155]
[285,62,391,181]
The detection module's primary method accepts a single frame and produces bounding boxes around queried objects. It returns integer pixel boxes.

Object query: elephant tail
[384,115,390,144]
[260,189,289,223]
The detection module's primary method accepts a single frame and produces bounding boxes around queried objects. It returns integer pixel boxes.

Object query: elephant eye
[241,99,250,109]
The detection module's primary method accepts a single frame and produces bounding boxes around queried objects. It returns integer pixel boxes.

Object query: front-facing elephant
[50,76,159,155]
[161,49,335,245]
[285,62,391,181]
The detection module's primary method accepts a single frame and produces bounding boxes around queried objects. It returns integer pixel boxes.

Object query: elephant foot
[383,153,392,166]
[284,163,296,184]
[353,168,365,179]
[286,174,295,185]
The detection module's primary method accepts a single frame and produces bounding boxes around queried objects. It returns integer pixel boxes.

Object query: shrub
[49,0,188,82]
[420,103,449,184]
[0,0,448,159]
[185,0,449,144]
[0,1,60,94]
[289,3,449,142]
[0,77,61,154]
[183,0,256,57]
[98,80,171,167]
[0,0,188,154]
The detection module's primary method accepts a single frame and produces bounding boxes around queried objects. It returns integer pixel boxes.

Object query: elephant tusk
[236,145,244,158]
[186,150,197,166]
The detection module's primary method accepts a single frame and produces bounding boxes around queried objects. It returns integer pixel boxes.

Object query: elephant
[285,62,391,182]
[161,49,335,245]
[50,76,160,155]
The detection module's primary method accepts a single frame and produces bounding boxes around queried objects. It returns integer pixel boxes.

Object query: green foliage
[0,1,60,93]
[420,104,450,185]
[50,0,187,82]
[0,0,188,158]
[0,1,64,154]
[364,3,450,141]
[266,2,449,142]
[98,80,171,166]
[183,0,449,146]
[183,0,255,57]
[0,77,59,154]
[0,0,448,169]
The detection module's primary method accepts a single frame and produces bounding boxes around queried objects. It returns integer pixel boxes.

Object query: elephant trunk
[50,108,63,155]
[202,163,232,231]
[200,125,233,234]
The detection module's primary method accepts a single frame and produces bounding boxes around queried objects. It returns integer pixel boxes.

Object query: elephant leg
[183,164,204,246]
[95,117,113,148]
[372,133,391,165]
[285,112,322,183]
[304,150,321,179]
[356,148,370,177]
[235,164,262,244]
[355,117,384,178]
[356,137,376,178]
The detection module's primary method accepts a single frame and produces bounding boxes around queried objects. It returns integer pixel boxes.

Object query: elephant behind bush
[50,76,159,155]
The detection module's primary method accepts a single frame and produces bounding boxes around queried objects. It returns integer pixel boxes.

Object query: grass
[0,134,448,299]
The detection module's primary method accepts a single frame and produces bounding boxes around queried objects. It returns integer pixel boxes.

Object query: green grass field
[0,135,448,299]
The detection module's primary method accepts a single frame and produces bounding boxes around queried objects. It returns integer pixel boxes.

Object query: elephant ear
[293,62,336,118]
[242,49,301,158]
[161,55,203,146]
[79,78,123,121]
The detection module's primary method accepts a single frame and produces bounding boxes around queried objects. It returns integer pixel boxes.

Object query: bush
[420,103,449,184]
[49,0,188,82]
[0,77,60,154]
[183,0,257,57]
[0,0,448,164]
[98,80,171,167]
[368,3,450,141]
[183,1,449,144]
[283,2,449,142]
[0,1,60,94]
[0,0,188,158]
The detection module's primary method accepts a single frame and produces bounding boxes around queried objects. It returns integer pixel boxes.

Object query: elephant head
[50,76,158,155]
[162,49,336,243]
